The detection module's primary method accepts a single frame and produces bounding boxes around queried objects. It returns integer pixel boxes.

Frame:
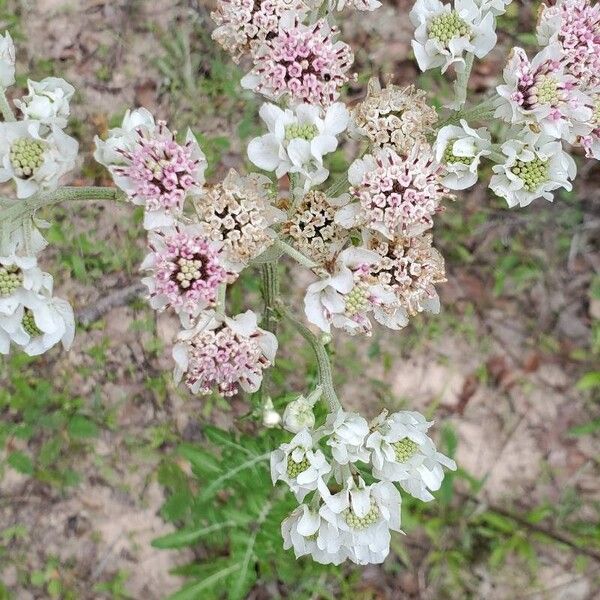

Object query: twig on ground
[76,282,146,326]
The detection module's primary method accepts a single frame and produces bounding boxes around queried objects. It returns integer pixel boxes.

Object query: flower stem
[0,88,16,122]
[453,53,474,110]
[259,261,280,401]
[0,186,124,232]
[278,304,341,412]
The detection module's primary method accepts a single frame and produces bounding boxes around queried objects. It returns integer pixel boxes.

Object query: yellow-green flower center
[533,75,560,105]
[286,452,310,478]
[22,309,42,337]
[345,282,370,316]
[443,141,471,165]
[344,501,380,529]
[285,123,319,142]
[10,138,45,179]
[0,265,23,296]
[428,11,472,46]
[593,99,600,125]
[175,257,203,290]
[392,438,419,462]
[511,157,549,192]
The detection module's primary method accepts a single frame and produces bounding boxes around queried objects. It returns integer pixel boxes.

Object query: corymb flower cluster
[1,0,598,569]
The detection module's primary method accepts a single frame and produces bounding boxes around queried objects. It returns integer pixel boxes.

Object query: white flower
[172,310,278,397]
[332,0,382,11]
[0,254,52,315]
[8,294,75,356]
[304,246,408,336]
[14,78,75,128]
[281,504,351,565]
[93,107,156,168]
[490,132,576,207]
[366,410,457,502]
[271,429,331,501]
[248,102,349,190]
[434,119,491,190]
[318,478,402,565]
[495,45,593,141]
[323,408,369,465]
[0,121,78,198]
[475,0,511,16]
[0,31,15,88]
[283,387,321,433]
[410,0,497,73]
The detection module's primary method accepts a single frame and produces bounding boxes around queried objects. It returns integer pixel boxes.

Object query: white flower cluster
[0,33,76,358]
[273,404,456,564]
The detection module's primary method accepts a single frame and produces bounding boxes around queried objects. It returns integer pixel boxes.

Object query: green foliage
[0,353,99,487]
[154,425,341,600]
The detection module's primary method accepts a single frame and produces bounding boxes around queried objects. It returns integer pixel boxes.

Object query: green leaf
[167,563,241,600]
[67,415,98,438]
[576,372,600,391]
[152,521,237,549]
[568,418,600,437]
[7,451,33,475]
[178,444,222,475]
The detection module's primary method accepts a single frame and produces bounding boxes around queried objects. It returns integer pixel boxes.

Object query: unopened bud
[262,397,281,428]
[283,386,321,433]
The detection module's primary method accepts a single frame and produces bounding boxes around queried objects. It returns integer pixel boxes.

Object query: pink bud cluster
[119,123,202,215]
[183,323,272,397]
[146,228,234,315]
[247,18,353,107]
[351,148,448,238]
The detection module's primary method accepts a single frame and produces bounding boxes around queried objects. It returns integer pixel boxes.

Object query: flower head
[337,146,449,239]
[366,410,456,501]
[365,232,446,317]
[281,190,349,266]
[248,101,349,189]
[304,246,408,335]
[318,478,402,564]
[172,310,278,396]
[351,78,438,155]
[0,121,78,198]
[434,119,491,189]
[211,0,309,63]
[490,131,576,207]
[195,169,284,269]
[495,45,593,141]
[537,0,600,90]
[141,224,236,326]
[0,254,51,315]
[0,31,15,88]
[323,408,370,465]
[410,0,497,73]
[581,93,600,158]
[111,122,206,230]
[241,15,353,107]
[271,429,332,500]
[14,77,75,128]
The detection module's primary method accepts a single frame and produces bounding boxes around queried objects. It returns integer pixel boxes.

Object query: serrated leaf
[167,563,241,600]
[152,521,237,549]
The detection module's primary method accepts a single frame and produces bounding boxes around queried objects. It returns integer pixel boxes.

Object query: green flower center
[533,75,560,105]
[0,265,23,296]
[428,11,472,46]
[392,438,419,462]
[10,138,45,179]
[285,123,319,142]
[286,452,310,478]
[345,282,370,316]
[443,141,471,165]
[593,99,600,125]
[22,309,42,337]
[511,157,549,192]
[344,501,380,529]
[175,257,203,290]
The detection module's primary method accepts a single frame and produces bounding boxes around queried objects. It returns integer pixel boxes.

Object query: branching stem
[278,304,341,412]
